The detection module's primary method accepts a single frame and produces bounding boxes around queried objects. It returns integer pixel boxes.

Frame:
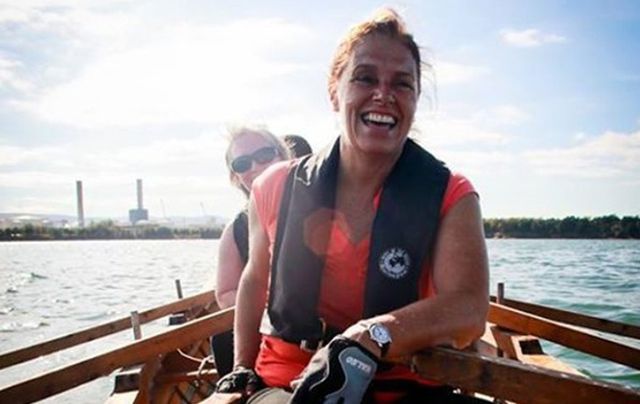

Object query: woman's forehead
[231,132,271,154]
[347,35,417,76]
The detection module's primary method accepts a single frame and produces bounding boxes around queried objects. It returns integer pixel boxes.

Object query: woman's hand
[214,366,264,400]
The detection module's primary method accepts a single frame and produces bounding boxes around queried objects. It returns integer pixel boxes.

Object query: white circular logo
[378,247,410,279]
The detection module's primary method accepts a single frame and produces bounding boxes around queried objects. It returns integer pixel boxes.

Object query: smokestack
[136,179,143,209]
[76,180,85,228]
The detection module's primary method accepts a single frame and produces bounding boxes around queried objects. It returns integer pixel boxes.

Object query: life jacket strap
[299,320,341,353]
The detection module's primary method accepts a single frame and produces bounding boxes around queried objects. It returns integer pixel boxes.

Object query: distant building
[76,180,85,228]
[129,179,149,225]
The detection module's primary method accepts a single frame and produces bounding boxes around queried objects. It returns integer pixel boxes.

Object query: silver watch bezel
[366,322,392,357]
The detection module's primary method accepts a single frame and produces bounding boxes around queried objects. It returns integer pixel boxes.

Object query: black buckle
[299,318,327,353]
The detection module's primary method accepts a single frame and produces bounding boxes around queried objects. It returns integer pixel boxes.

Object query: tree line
[2,215,639,241]
[484,215,640,239]
[1,220,224,241]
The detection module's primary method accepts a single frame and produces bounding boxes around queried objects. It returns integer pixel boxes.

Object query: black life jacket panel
[267,138,450,344]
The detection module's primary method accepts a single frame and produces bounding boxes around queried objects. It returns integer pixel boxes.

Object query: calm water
[0,239,639,402]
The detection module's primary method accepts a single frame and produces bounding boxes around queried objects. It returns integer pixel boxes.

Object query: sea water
[0,239,638,403]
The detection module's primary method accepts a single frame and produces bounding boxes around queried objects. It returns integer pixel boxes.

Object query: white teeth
[364,112,396,125]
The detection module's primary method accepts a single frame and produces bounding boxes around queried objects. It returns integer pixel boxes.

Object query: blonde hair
[224,125,291,194]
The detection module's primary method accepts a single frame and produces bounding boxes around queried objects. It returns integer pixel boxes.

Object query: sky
[0,0,639,221]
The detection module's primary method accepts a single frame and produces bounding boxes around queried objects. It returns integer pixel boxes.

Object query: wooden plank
[0,307,234,404]
[488,303,640,370]
[490,295,640,340]
[0,290,217,370]
[490,325,583,376]
[410,347,640,404]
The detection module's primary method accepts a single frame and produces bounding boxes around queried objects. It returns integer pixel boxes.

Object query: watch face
[370,324,391,344]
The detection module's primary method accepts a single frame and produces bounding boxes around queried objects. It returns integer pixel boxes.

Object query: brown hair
[328,8,428,104]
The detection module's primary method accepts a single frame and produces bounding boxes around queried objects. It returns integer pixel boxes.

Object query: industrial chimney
[137,179,143,209]
[129,178,149,225]
[76,180,85,228]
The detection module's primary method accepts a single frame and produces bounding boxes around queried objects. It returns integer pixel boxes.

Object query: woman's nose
[372,86,396,104]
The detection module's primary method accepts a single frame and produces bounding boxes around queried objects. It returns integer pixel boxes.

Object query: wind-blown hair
[328,8,432,103]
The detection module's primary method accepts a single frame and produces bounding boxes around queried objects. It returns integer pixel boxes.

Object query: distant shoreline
[1,215,638,241]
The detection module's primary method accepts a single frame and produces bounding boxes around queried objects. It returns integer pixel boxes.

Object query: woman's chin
[353,135,405,156]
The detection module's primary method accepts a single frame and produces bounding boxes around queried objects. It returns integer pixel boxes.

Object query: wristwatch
[366,322,392,358]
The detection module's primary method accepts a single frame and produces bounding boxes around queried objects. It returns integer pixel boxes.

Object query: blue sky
[0,0,638,220]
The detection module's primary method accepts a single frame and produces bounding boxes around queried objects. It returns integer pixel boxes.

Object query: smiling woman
[206,7,490,404]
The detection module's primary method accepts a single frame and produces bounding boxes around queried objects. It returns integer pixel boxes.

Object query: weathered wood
[155,369,219,384]
[130,311,142,340]
[490,295,640,339]
[133,355,164,404]
[490,325,583,376]
[489,302,640,370]
[0,307,234,404]
[0,290,217,370]
[411,347,640,404]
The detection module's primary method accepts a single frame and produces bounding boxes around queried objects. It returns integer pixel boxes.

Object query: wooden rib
[410,347,640,404]
[0,307,234,404]
[490,295,640,340]
[155,369,219,384]
[489,302,640,370]
[0,290,217,370]
[133,355,164,404]
[489,325,583,376]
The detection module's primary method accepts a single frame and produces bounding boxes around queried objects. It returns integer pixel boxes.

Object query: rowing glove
[289,336,378,404]
[215,366,264,399]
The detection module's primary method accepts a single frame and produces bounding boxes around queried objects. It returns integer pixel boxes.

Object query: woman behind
[212,126,291,376]
[213,8,489,404]
[216,126,291,308]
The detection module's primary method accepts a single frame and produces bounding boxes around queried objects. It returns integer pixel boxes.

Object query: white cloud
[0,56,33,93]
[0,133,242,217]
[500,28,567,48]
[19,19,315,128]
[472,105,529,126]
[0,7,31,24]
[525,129,640,178]
[418,117,510,147]
[415,105,525,148]
[0,143,65,166]
[434,61,489,85]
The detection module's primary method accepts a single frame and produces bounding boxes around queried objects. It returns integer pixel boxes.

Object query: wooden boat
[1,282,639,404]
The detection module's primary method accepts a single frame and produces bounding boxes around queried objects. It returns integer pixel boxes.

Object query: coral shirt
[251,159,476,389]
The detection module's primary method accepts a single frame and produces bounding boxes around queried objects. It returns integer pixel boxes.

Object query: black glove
[215,366,264,399]
[289,336,379,404]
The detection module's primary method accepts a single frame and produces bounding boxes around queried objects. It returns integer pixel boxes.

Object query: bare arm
[344,194,489,358]
[215,222,245,309]
[233,194,271,368]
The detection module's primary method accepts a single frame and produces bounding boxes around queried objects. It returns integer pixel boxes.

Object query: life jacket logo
[378,247,410,279]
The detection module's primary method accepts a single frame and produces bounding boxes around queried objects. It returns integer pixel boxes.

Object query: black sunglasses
[230,146,278,174]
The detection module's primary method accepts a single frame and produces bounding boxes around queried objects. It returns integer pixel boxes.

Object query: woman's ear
[330,90,339,112]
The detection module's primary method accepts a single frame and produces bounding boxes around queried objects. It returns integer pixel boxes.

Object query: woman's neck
[337,138,404,195]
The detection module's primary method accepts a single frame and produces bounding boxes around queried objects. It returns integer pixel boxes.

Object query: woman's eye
[353,75,376,84]
[396,80,415,91]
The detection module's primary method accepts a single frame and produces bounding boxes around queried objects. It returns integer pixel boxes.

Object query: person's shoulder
[448,172,474,191]
[252,159,297,192]
[440,171,477,217]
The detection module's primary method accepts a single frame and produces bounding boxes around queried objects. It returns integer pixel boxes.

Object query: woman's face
[229,132,282,193]
[332,34,419,156]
